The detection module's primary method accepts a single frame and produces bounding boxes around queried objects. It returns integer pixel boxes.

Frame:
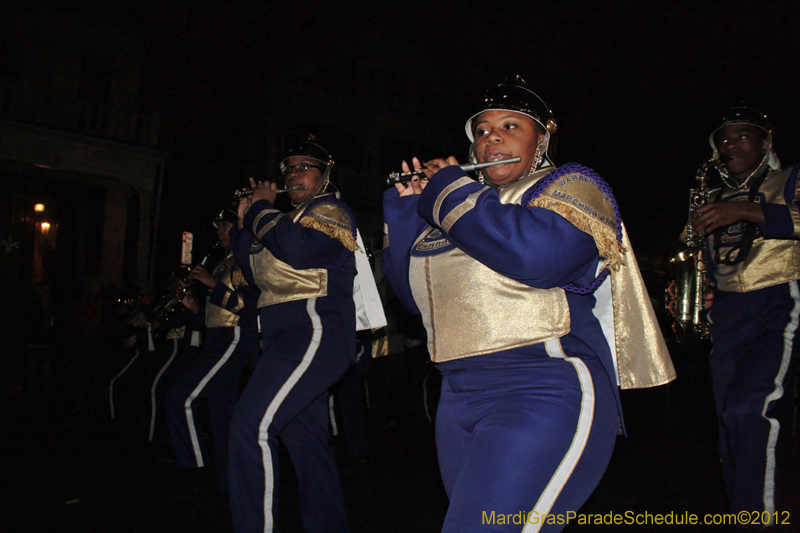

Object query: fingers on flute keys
[410,157,427,194]
[395,159,420,195]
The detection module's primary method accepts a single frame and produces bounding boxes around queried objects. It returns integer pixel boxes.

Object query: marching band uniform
[228,142,359,533]
[384,164,673,532]
[145,307,204,443]
[108,302,154,427]
[703,108,800,523]
[109,294,202,443]
[164,247,260,493]
[383,78,673,533]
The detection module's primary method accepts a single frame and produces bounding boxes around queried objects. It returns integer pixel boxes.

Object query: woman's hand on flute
[237,197,248,229]
[394,157,426,196]
[394,156,458,196]
[423,156,459,176]
[249,177,278,205]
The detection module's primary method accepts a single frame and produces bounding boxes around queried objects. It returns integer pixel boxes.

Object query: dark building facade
[0,10,167,291]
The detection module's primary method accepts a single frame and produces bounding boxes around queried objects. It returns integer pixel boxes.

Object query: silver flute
[387,157,522,185]
[233,186,308,199]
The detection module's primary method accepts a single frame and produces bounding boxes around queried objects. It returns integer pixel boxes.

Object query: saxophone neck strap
[713,168,768,266]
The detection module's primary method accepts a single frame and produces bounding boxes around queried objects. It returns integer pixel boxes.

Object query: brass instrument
[148,242,222,336]
[665,158,720,343]
[233,186,308,199]
[387,157,522,186]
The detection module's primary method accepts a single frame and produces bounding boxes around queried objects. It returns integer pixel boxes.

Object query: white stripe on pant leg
[423,373,432,424]
[328,394,338,436]
[185,326,241,468]
[109,350,139,420]
[259,298,323,533]
[544,339,566,359]
[523,356,595,533]
[150,340,179,442]
[762,280,800,522]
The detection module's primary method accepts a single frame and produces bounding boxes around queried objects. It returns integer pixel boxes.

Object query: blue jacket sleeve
[756,165,800,239]
[229,225,257,287]
[243,199,351,269]
[382,189,428,315]
[416,166,599,289]
[759,204,798,239]
[208,270,259,319]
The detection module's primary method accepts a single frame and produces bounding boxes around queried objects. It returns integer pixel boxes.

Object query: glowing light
[34,203,45,212]
[41,222,50,235]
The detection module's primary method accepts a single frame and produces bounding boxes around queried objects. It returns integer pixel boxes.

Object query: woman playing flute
[228,138,357,533]
[382,76,674,532]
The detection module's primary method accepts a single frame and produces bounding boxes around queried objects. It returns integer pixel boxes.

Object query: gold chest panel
[710,168,800,292]
[250,244,328,308]
[409,230,570,363]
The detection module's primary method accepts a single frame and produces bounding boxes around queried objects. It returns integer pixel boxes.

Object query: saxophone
[665,158,719,344]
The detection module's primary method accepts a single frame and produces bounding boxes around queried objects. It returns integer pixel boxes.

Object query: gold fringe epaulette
[529,196,626,271]
[298,203,358,251]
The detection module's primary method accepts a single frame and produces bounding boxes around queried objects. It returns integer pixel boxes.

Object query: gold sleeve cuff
[788,204,800,239]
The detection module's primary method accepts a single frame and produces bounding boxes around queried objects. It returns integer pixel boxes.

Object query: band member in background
[228,139,358,533]
[692,107,800,526]
[108,289,154,428]
[143,270,204,445]
[108,279,201,448]
[164,208,260,497]
[382,76,674,532]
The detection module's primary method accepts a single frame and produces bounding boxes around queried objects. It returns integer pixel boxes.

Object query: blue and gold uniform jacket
[230,194,358,337]
[383,164,674,391]
[708,165,800,293]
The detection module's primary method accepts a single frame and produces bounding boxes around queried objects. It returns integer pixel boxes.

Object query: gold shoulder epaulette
[528,166,625,271]
[299,200,357,251]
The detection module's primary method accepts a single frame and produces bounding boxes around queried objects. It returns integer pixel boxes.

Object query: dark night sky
[14,1,800,267]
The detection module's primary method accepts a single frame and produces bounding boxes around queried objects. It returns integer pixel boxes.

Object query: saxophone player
[692,107,800,526]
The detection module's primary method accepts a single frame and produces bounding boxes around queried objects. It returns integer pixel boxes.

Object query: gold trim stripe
[432,177,479,226]
[441,187,488,233]
[252,207,280,229]
[229,295,244,314]
[255,212,285,240]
